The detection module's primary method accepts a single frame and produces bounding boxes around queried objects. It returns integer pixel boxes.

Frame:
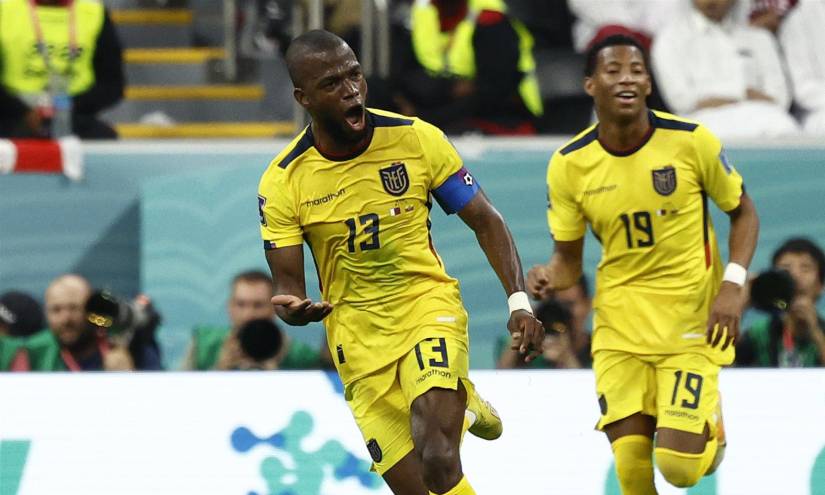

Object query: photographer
[496,276,593,369]
[185,270,330,371]
[737,238,825,367]
[25,274,162,371]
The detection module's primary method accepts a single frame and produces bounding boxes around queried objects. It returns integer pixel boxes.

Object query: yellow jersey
[258,109,481,384]
[547,110,744,364]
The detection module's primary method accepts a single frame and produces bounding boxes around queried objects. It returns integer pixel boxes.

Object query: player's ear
[584,77,595,97]
[293,87,310,108]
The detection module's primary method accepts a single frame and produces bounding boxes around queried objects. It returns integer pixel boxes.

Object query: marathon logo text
[303,188,346,208]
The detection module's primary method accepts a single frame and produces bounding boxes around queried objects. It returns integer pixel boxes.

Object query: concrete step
[124,48,224,85]
[115,121,295,139]
[102,84,271,123]
[112,9,194,48]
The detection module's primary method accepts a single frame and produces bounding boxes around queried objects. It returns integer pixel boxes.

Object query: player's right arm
[528,151,586,299]
[259,166,332,326]
[265,247,332,326]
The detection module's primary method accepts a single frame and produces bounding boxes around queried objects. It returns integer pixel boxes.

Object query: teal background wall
[1,143,824,368]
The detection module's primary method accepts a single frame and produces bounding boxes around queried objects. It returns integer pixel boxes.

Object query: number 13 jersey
[547,110,745,364]
[258,109,480,384]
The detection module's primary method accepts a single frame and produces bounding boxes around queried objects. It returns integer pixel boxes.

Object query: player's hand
[271,294,333,326]
[508,309,545,363]
[706,282,744,351]
[527,264,554,300]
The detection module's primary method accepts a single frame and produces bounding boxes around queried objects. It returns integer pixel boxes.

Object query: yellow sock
[700,436,719,475]
[429,475,476,495]
[612,435,656,495]
[655,436,719,488]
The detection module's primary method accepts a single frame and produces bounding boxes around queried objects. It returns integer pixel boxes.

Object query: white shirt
[778,0,825,112]
[652,8,791,114]
[568,0,682,52]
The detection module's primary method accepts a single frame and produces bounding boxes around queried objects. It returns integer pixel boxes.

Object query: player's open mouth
[615,91,638,104]
[344,104,366,131]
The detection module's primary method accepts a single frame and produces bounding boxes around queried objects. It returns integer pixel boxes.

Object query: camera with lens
[85,290,161,345]
[749,269,796,316]
[237,318,284,365]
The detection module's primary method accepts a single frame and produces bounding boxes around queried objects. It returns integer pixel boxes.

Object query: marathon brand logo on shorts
[652,165,677,196]
[258,195,267,226]
[367,439,383,463]
[664,409,700,421]
[415,369,452,385]
[379,162,409,196]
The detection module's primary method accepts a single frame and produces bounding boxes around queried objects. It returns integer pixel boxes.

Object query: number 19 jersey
[547,111,744,364]
[258,109,479,385]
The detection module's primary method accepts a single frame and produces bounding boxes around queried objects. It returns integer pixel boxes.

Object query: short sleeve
[547,152,586,241]
[695,126,744,213]
[258,167,303,250]
[416,120,464,188]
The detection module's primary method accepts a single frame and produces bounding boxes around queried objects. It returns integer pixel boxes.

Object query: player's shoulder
[651,110,721,149]
[368,107,417,129]
[260,127,315,183]
[555,123,599,158]
[651,110,700,133]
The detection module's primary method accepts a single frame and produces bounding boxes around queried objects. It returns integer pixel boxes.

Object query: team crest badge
[366,438,383,462]
[651,166,677,196]
[379,162,409,196]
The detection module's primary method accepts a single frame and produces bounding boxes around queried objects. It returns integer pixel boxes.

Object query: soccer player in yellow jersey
[258,30,544,495]
[528,35,760,493]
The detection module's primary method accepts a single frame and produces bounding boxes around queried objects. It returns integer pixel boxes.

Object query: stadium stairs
[102,0,295,139]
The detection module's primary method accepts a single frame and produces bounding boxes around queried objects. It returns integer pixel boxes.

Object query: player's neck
[311,122,373,161]
[597,110,652,155]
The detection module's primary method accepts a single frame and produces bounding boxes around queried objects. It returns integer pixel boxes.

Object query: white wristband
[507,291,533,314]
[723,262,747,287]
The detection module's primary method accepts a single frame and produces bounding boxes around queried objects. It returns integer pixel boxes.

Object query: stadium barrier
[0,369,823,494]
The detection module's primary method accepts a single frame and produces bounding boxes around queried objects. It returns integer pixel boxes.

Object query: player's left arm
[456,191,545,362]
[708,193,759,350]
[700,131,761,350]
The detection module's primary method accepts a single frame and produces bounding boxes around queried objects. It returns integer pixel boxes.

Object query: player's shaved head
[286,29,349,88]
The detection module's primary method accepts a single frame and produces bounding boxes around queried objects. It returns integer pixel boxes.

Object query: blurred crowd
[1,0,824,138]
[1,236,822,372]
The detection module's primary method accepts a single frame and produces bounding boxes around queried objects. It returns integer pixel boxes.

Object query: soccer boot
[464,379,503,440]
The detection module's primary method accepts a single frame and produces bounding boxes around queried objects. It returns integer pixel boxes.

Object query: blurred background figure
[370,0,543,135]
[497,275,592,369]
[776,0,825,135]
[737,238,825,367]
[185,270,330,371]
[652,0,799,139]
[0,291,44,338]
[25,274,162,371]
[0,0,125,139]
[568,0,681,53]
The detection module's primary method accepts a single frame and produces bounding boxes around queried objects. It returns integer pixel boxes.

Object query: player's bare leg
[381,451,429,495]
[410,381,472,494]
[604,413,657,495]
[655,423,716,488]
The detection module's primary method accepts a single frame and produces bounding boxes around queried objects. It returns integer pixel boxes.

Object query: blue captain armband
[432,167,480,214]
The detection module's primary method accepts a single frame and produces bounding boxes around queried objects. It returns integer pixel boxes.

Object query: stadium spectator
[375,0,543,135]
[497,275,592,369]
[737,238,825,367]
[777,0,825,135]
[652,0,799,139]
[25,274,160,371]
[0,0,125,139]
[0,290,44,338]
[739,0,798,33]
[568,0,682,53]
[185,270,329,370]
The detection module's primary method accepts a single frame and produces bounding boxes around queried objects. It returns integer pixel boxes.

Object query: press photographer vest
[0,0,104,96]
[410,0,543,117]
